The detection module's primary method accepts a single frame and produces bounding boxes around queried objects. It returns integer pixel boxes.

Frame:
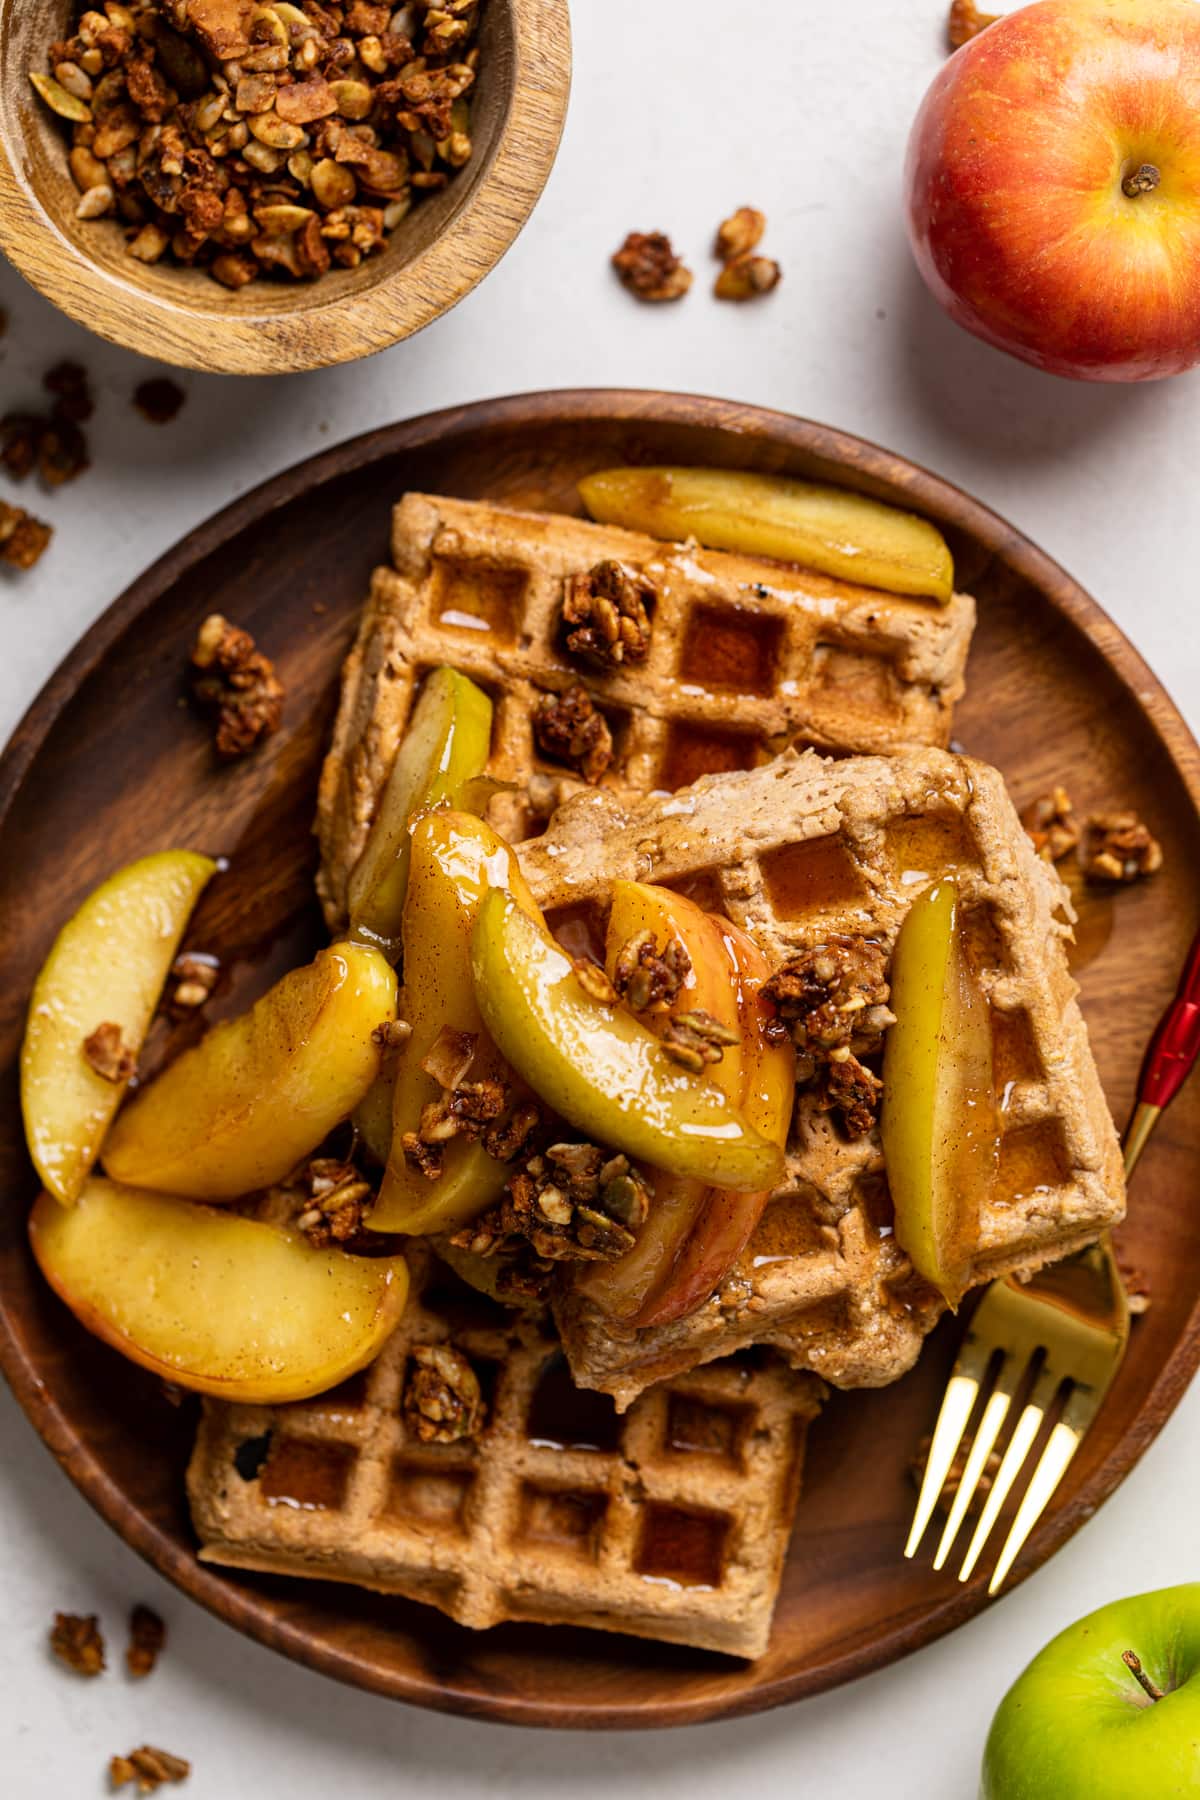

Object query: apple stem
[1123,1650,1165,1703]
[1122,164,1161,199]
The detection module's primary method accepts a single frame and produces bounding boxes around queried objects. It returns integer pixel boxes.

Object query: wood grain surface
[1,391,1197,1729]
[0,0,571,375]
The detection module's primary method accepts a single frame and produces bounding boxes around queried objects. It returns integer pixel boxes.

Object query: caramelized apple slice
[30,1180,407,1403]
[347,666,493,952]
[369,811,546,1236]
[881,878,997,1305]
[21,850,217,1206]
[473,891,783,1191]
[580,466,954,603]
[103,943,396,1199]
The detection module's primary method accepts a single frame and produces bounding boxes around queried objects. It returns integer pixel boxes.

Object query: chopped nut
[190,612,283,758]
[612,230,692,302]
[83,1021,136,1083]
[948,0,1000,49]
[561,559,654,670]
[461,1142,651,1265]
[660,1008,739,1071]
[403,1343,484,1443]
[126,1605,166,1679]
[911,1432,1001,1515]
[50,1611,105,1676]
[133,378,186,424]
[613,928,691,1015]
[109,1745,190,1793]
[0,501,53,570]
[714,205,765,263]
[1080,811,1163,884]
[714,254,782,301]
[533,683,613,784]
[1021,786,1079,863]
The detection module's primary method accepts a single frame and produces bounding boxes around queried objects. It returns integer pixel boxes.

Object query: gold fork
[905,926,1200,1595]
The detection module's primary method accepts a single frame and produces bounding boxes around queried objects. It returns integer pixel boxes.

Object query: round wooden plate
[1,392,1198,1729]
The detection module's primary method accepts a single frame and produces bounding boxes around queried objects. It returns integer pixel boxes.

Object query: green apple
[982,1585,1200,1798]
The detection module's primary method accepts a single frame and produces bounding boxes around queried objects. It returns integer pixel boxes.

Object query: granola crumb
[612,231,693,302]
[126,1605,166,1679]
[83,1021,136,1084]
[0,499,53,569]
[561,559,654,670]
[108,1745,190,1793]
[948,0,1000,48]
[50,1611,105,1676]
[533,683,613,784]
[402,1343,484,1444]
[1080,811,1163,884]
[714,206,766,264]
[190,612,283,759]
[714,255,782,301]
[134,379,186,425]
[167,952,219,1013]
[1021,786,1079,863]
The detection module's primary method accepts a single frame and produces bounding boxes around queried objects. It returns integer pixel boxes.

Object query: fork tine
[932,1355,1018,1570]
[987,1380,1104,1595]
[958,1364,1060,1583]
[905,1339,991,1559]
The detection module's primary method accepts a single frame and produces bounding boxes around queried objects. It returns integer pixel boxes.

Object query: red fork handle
[1138,927,1200,1112]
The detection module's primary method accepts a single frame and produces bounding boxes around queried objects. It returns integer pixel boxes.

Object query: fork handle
[1137,926,1200,1111]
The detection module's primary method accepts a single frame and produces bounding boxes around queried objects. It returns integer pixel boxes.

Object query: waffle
[188,1249,825,1659]
[316,492,976,928]
[508,747,1127,1409]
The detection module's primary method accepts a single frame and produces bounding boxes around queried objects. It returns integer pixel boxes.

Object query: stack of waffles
[189,490,1124,1656]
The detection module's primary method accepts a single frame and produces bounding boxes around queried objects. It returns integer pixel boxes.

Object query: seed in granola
[612,928,691,1015]
[83,1020,136,1083]
[1021,786,1079,863]
[572,957,618,1005]
[373,1017,413,1050]
[0,501,53,570]
[190,612,283,759]
[612,230,693,302]
[50,1611,105,1676]
[660,1009,739,1071]
[948,0,1000,49]
[561,559,655,670]
[714,254,782,301]
[1079,811,1163,884]
[126,1605,166,1679]
[134,378,186,424]
[533,683,613,784]
[109,1745,190,1793]
[714,205,765,263]
[402,1342,483,1443]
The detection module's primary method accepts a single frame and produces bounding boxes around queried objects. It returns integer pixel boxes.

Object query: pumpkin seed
[29,71,93,124]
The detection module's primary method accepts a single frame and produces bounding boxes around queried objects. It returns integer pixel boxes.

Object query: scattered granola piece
[1080,811,1163,884]
[108,1745,190,1793]
[403,1343,483,1444]
[83,1021,136,1083]
[612,230,693,302]
[714,254,782,301]
[126,1605,166,1680]
[817,1052,882,1140]
[0,500,53,570]
[533,683,613,784]
[50,1611,105,1676]
[43,360,94,423]
[190,612,283,759]
[167,951,219,1013]
[612,928,691,1015]
[715,205,766,264]
[561,559,654,670]
[572,957,618,1005]
[134,378,186,425]
[460,1142,651,1265]
[763,938,894,1075]
[661,1009,739,1071]
[1,402,89,488]
[948,0,1000,48]
[911,1432,1002,1515]
[293,1156,375,1248]
[1021,786,1080,863]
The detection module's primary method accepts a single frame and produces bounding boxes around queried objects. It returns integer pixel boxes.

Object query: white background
[2,1,1198,1793]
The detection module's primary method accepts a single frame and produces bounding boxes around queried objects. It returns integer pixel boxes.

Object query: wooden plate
[2,392,1198,1729]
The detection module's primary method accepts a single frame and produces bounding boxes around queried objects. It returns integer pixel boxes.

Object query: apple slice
[21,850,217,1206]
[472,891,784,1191]
[347,666,493,952]
[103,942,396,1200]
[369,811,546,1236]
[881,877,998,1305]
[29,1179,408,1403]
[579,466,954,603]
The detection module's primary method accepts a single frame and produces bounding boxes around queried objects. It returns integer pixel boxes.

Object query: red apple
[905,0,1200,381]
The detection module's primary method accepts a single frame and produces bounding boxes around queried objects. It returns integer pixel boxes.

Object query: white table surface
[3,2,1198,1793]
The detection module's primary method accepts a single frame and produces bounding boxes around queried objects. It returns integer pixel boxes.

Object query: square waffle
[316,492,976,928]
[508,747,1128,1409]
[188,1249,825,1659]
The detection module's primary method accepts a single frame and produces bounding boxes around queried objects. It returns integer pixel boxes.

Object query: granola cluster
[0,501,53,571]
[561,558,655,671]
[611,927,690,1015]
[50,1611,107,1675]
[32,0,483,290]
[167,950,220,1012]
[2,360,93,491]
[712,204,780,301]
[190,611,283,758]
[533,683,613,784]
[763,937,894,1139]
[947,0,998,49]
[611,230,692,302]
[401,1026,540,1180]
[292,1154,375,1245]
[126,1605,167,1678]
[1080,811,1163,884]
[109,1746,190,1793]
[402,1341,483,1442]
[1021,786,1079,863]
[83,1020,138,1083]
[453,1142,652,1265]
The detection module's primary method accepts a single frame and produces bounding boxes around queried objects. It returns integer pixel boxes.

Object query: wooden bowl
[0,1,570,375]
[2,391,1199,1728]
